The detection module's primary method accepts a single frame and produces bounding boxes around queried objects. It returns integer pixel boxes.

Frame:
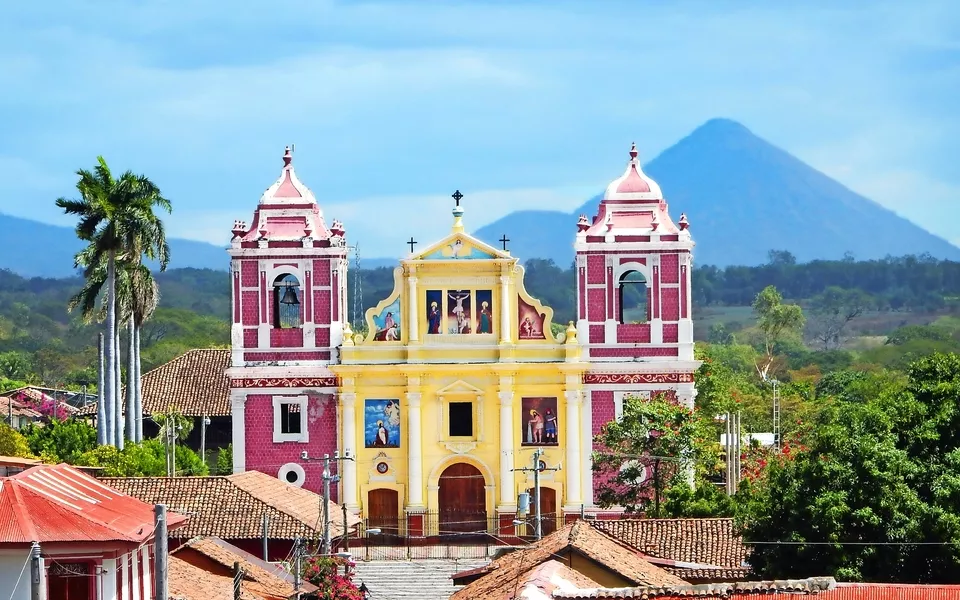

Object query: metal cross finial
[407,237,418,253]
[499,234,510,251]
[452,189,464,206]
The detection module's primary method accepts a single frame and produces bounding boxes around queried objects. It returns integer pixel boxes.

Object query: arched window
[618,270,648,323]
[272,274,302,329]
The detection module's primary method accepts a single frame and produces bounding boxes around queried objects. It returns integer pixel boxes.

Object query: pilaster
[499,272,512,343]
[408,269,420,343]
[406,377,425,508]
[340,391,359,508]
[563,388,582,506]
[230,390,246,473]
[498,376,516,509]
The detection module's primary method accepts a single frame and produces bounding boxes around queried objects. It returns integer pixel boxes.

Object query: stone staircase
[352,558,490,600]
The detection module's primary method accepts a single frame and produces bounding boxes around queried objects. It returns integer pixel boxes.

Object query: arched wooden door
[367,489,400,536]
[538,487,558,535]
[438,463,487,534]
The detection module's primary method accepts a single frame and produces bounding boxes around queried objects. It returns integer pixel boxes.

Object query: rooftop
[552,577,836,599]
[100,470,359,541]
[0,463,187,545]
[591,518,749,571]
[450,521,687,600]
[170,536,316,600]
[78,348,231,417]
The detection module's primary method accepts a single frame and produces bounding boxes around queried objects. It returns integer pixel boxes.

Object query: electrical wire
[6,548,32,600]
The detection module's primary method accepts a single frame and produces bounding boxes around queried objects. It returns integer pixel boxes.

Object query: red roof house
[0,463,187,600]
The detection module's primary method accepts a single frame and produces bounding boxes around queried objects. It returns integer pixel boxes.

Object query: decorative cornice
[231,376,339,388]
[583,372,694,384]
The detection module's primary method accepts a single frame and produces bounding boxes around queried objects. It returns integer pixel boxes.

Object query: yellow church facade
[333,203,588,535]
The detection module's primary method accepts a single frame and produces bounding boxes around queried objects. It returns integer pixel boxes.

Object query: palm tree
[58,156,171,447]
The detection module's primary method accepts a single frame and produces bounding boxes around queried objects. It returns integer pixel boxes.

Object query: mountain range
[4,118,958,278]
[474,118,960,267]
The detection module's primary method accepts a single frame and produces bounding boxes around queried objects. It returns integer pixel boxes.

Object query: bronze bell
[279,286,300,305]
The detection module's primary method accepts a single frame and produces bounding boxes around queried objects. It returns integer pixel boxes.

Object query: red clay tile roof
[173,536,315,598]
[0,464,186,544]
[168,555,269,600]
[514,560,601,599]
[592,519,748,569]
[100,471,359,541]
[0,395,43,420]
[661,567,751,582]
[77,348,231,417]
[450,521,687,600]
[552,577,837,598]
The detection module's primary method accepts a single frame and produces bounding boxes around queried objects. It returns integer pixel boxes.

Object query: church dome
[603,143,662,201]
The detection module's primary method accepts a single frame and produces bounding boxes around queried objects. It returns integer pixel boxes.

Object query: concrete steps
[352,558,490,600]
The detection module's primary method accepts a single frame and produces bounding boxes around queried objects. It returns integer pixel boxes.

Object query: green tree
[57,156,171,449]
[76,438,207,476]
[216,443,233,475]
[24,419,97,464]
[0,424,34,458]
[0,352,33,381]
[592,393,712,516]
[752,285,804,380]
[738,361,960,582]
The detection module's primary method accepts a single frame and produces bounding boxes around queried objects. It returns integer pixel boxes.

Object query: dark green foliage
[24,419,97,463]
[76,438,208,476]
[664,479,735,518]
[738,357,960,582]
[215,443,233,475]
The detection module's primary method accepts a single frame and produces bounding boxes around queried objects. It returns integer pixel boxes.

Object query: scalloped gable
[413,231,508,261]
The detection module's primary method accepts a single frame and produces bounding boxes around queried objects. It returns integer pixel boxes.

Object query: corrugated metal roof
[0,464,187,544]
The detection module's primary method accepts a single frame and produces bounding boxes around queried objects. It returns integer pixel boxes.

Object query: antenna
[291,143,296,153]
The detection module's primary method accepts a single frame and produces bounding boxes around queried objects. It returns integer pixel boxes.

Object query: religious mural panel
[426,290,443,334]
[522,397,559,446]
[518,298,546,340]
[448,290,472,334]
[372,298,401,341]
[365,399,401,448]
[475,290,493,334]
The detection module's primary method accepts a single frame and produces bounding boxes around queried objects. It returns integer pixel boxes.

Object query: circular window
[376,462,389,474]
[277,463,306,488]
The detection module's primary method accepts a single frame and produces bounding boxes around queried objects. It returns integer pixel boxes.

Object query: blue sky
[1,1,958,258]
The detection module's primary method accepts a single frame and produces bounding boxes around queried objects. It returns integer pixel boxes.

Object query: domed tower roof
[259,146,319,204]
[231,146,336,246]
[603,143,662,201]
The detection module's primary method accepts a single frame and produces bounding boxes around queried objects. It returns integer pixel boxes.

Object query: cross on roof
[452,189,464,206]
[499,234,510,251]
[407,237,418,253]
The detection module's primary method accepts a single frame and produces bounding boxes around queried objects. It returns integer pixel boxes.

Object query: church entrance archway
[367,489,400,536]
[537,487,558,536]
[438,462,487,534]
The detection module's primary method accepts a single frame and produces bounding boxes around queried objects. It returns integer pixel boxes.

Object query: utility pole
[30,541,41,600]
[293,537,302,600]
[233,561,242,600]
[200,414,210,469]
[155,505,169,600]
[262,514,270,562]
[303,451,354,555]
[512,448,559,541]
[342,504,349,554]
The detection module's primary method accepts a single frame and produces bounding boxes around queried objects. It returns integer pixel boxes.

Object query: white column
[678,382,697,486]
[408,275,419,342]
[231,390,246,473]
[406,392,424,507]
[498,390,516,507]
[140,547,151,600]
[121,552,130,600]
[130,549,140,600]
[103,558,118,600]
[580,389,594,506]
[341,393,358,508]
[499,275,512,343]
[564,390,582,505]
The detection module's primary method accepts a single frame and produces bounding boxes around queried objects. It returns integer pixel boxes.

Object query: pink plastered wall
[591,390,615,504]
[243,392,339,498]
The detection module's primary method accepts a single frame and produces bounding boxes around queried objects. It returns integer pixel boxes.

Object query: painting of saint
[365,399,401,448]
[521,397,558,446]
[372,298,401,341]
[518,299,546,340]
[426,290,443,334]
[475,290,493,334]
[447,290,471,334]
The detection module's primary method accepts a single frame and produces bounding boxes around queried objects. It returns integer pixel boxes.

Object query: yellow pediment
[413,232,509,261]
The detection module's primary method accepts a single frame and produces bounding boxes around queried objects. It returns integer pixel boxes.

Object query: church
[226,143,698,534]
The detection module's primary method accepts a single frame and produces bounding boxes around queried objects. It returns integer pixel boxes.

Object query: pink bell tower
[226,146,347,494]
[574,143,700,507]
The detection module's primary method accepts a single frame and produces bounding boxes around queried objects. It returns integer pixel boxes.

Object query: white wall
[0,548,39,600]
